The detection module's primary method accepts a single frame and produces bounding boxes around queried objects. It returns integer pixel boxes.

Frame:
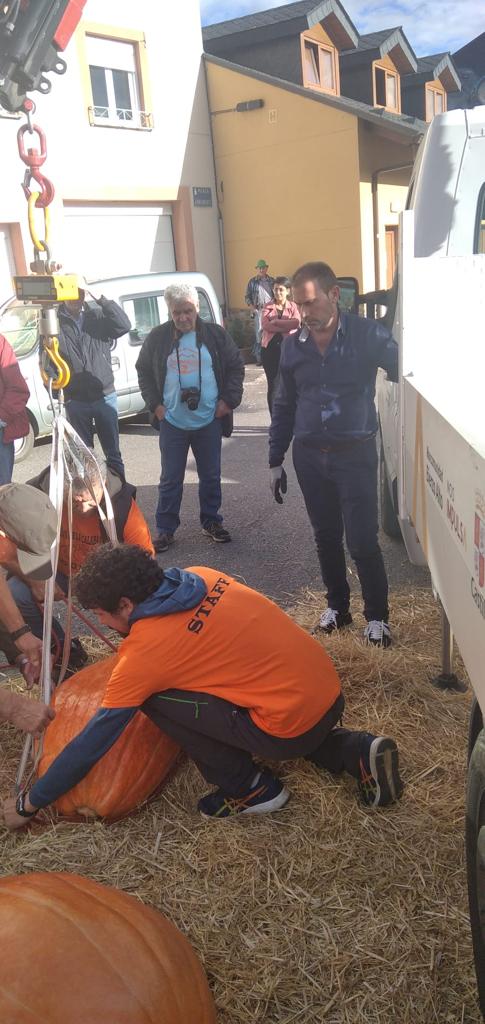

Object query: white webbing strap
[15,398,64,791]
[62,420,118,546]
[15,399,120,791]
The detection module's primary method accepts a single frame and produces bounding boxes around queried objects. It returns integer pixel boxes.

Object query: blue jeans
[66,392,124,477]
[157,417,223,535]
[0,427,14,484]
[292,437,389,622]
[8,571,68,645]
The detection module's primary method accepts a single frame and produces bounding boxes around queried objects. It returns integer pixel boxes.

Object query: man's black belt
[318,434,376,454]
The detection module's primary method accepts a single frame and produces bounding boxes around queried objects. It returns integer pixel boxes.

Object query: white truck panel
[398,210,485,710]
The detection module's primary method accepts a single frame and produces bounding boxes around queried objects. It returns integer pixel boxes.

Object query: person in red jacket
[0,334,30,484]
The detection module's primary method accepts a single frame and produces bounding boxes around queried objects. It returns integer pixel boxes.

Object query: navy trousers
[292,437,389,622]
[142,689,361,796]
[156,417,223,535]
[66,393,124,478]
[0,428,14,484]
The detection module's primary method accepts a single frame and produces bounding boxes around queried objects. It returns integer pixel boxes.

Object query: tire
[13,422,35,463]
[466,726,485,1017]
[379,443,401,538]
[469,699,484,763]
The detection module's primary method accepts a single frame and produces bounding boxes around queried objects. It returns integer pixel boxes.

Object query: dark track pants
[261,336,282,413]
[142,689,363,796]
[292,437,389,622]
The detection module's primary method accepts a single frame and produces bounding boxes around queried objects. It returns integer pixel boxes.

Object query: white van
[376,106,485,551]
[0,271,223,461]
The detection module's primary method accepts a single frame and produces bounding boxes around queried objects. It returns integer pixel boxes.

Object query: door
[385,226,398,289]
[62,204,176,279]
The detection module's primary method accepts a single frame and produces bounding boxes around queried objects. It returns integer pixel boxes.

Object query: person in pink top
[0,334,30,484]
[261,278,300,413]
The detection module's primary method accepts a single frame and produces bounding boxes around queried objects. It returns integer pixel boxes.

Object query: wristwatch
[9,625,32,644]
[15,792,37,818]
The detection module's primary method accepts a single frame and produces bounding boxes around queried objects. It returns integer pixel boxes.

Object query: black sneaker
[364,620,392,648]
[202,521,232,543]
[198,770,290,818]
[68,637,88,670]
[358,734,403,807]
[314,608,352,634]
[52,637,88,683]
[153,532,175,554]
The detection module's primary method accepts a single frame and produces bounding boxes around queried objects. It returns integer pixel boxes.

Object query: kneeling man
[4,545,403,828]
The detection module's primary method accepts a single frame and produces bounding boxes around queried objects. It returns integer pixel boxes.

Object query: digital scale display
[14,275,80,303]
[15,276,57,300]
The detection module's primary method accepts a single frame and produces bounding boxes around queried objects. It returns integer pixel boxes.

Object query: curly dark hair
[74,544,164,612]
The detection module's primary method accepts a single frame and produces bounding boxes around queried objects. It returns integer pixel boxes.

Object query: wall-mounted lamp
[211,98,264,116]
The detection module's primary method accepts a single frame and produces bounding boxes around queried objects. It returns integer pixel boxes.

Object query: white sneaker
[364,621,392,648]
[315,608,352,634]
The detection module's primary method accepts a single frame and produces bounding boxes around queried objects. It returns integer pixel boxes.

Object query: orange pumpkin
[37,654,180,820]
[0,872,217,1023]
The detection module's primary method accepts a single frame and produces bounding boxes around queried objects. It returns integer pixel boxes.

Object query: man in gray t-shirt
[245,259,274,365]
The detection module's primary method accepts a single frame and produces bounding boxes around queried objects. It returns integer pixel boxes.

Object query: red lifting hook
[17,122,55,208]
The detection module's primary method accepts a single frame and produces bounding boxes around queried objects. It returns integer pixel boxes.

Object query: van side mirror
[337,277,360,314]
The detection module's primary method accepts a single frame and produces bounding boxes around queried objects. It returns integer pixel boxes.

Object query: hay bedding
[0,589,480,1023]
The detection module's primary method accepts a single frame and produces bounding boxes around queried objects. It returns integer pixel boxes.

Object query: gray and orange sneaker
[198,770,290,818]
[358,734,403,807]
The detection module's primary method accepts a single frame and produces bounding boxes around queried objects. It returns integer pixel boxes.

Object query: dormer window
[373,62,400,112]
[425,82,446,121]
[301,35,339,95]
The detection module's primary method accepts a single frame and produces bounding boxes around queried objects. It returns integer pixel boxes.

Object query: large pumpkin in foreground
[0,872,217,1023]
[37,655,180,820]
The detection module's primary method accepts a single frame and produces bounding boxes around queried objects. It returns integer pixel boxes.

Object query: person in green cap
[245,260,274,365]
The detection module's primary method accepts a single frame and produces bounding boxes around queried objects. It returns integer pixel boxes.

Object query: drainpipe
[371,162,413,290]
[203,57,229,316]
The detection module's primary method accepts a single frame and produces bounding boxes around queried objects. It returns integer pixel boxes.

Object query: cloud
[200,0,483,55]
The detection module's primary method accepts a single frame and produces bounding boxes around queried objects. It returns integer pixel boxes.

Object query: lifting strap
[15,390,119,794]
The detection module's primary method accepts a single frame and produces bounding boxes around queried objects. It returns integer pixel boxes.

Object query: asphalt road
[14,365,429,613]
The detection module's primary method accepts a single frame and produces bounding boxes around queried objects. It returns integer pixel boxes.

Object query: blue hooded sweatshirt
[29,568,207,809]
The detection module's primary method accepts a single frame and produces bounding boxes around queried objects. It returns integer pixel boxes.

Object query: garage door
[62,204,176,279]
[0,225,16,301]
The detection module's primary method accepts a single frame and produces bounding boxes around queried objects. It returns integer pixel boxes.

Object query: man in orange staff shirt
[4,544,403,828]
[6,461,153,673]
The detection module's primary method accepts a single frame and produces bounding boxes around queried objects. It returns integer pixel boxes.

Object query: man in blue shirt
[136,284,244,552]
[269,262,398,647]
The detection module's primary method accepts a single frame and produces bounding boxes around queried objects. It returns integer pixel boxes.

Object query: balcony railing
[88,106,153,129]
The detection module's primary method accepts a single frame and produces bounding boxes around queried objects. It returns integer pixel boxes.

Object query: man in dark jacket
[58,280,131,478]
[269,262,398,648]
[136,283,244,552]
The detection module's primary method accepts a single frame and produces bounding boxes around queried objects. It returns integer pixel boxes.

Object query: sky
[200,0,483,56]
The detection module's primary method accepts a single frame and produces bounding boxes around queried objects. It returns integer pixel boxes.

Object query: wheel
[466,726,485,1017]
[13,422,35,463]
[379,443,401,538]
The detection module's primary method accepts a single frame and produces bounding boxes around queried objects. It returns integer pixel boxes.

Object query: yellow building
[205,54,422,308]
[203,2,459,308]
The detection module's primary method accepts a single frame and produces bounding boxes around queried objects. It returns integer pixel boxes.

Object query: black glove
[270,466,287,504]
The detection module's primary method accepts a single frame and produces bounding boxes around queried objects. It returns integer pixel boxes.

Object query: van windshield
[0,303,40,358]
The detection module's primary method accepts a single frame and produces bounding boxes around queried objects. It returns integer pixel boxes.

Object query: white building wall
[0,0,223,297]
